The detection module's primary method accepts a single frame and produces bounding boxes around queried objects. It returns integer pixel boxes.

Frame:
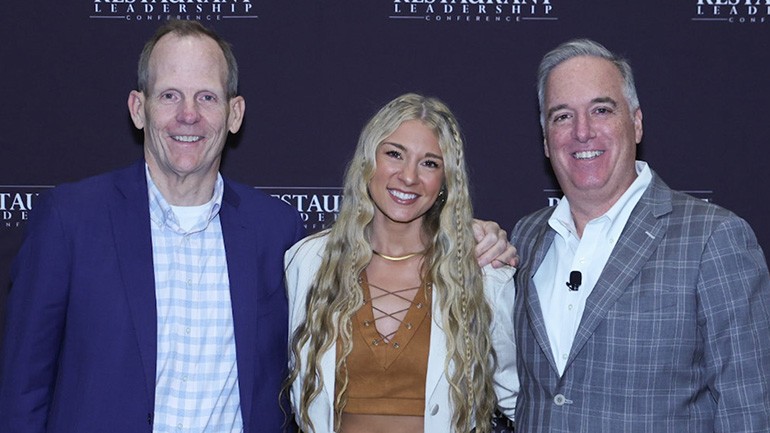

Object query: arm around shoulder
[482,265,518,419]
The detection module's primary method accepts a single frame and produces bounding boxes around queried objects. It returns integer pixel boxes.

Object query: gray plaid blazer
[511,172,770,432]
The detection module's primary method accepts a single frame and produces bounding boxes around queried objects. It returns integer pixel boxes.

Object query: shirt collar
[145,164,224,233]
[549,160,652,239]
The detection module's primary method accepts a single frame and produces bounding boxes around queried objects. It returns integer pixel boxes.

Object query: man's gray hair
[537,38,639,128]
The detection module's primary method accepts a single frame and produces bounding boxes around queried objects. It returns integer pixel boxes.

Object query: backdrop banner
[1,0,768,329]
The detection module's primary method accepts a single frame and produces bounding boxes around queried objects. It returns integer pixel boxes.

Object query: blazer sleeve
[0,192,70,433]
[483,265,519,420]
[698,215,770,431]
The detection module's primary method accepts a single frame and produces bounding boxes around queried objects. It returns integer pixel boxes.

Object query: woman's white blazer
[284,234,518,433]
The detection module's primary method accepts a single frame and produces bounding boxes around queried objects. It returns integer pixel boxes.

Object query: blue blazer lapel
[218,182,258,428]
[566,174,673,370]
[110,161,157,405]
[521,223,560,374]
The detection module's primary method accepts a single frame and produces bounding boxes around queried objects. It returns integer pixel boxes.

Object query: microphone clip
[566,270,582,291]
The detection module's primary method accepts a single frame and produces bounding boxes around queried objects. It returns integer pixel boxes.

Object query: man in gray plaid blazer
[510,38,770,432]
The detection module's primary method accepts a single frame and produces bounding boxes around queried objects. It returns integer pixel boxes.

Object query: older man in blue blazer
[0,21,305,433]
[511,39,770,432]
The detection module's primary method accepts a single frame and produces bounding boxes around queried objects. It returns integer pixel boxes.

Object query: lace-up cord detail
[367,282,422,345]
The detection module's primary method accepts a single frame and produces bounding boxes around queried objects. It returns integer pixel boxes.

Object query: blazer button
[553,394,566,406]
[430,404,439,415]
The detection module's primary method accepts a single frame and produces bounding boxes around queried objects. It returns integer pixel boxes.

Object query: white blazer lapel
[424,288,449,417]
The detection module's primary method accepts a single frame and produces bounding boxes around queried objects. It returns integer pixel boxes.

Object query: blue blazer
[511,172,770,433]
[0,160,305,433]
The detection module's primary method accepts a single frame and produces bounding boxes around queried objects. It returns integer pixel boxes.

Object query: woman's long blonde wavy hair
[287,93,496,433]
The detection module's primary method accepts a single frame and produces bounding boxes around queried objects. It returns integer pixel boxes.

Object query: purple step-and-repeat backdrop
[1,1,769,328]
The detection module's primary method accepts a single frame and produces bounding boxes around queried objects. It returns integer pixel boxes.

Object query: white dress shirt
[533,161,652,375]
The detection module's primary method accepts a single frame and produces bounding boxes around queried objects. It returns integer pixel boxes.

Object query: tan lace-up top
[338,272,432,416]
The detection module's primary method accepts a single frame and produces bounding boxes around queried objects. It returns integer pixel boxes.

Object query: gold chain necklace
[372,250,425,262]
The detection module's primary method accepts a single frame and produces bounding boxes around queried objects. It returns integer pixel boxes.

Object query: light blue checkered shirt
[146,168,244,433]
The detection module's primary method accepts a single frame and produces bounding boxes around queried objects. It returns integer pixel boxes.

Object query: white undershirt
[171,203,211,232]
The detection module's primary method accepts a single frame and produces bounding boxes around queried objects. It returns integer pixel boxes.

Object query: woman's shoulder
[286,230,329,259]
[284,231,332,276]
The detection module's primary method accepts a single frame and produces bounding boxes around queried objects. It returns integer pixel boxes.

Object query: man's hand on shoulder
[472,219,518,268]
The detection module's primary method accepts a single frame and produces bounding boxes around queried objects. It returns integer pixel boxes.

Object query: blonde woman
[285,94,518,433]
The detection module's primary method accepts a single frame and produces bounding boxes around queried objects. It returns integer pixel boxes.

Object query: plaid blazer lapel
[520,222,561,375]
[565,175,673,372]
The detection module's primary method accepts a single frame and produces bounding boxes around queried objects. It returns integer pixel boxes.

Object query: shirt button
[185,327,191,335]
[568,304,573,310]
[554,394,566,406]
[562,354,568,360]
[182,375,188,382]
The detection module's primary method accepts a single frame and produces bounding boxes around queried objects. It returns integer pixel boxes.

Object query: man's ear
[128,90,145,130]
[633,108,643,144]
[227,96,246,134]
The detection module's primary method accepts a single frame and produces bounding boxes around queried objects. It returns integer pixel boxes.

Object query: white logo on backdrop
[89,0,258,22]
[389,0,557,24]
[261,187,343,234]
[0,187,51,230]
[693,0,769,23]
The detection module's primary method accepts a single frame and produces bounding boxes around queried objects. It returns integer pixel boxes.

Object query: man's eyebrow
[546,104,569,120]
[546,97,619,119]
[591,97,618,107]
